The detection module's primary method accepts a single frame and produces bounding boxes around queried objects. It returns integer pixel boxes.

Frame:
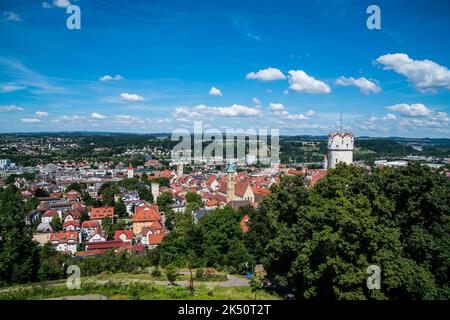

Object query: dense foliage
[248,163,450,299]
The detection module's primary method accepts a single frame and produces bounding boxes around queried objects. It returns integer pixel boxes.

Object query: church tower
[127,163,134,179]
[151,183,160,202]
[226,163,236,203]
[177,162,184,177]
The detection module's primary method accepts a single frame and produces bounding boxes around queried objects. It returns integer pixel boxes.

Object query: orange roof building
[91,207,114,221]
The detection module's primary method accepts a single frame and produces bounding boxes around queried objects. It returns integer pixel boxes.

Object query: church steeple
[226,163,236,203]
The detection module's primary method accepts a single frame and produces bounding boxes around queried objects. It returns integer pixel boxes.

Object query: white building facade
[327,132,354,169]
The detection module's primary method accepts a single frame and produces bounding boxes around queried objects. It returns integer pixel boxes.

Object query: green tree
[166,265,178,285]
[251,163,450,300]
[114,199,127,217]
[185,192,202,209]
[0,185,39,285]
[51,215,62,231]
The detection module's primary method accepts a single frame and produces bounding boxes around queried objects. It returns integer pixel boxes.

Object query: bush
[166,265,178,285]
[151,266,162,277]
[195,268,204,279]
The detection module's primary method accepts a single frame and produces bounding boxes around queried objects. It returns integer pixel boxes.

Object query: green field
[0,273,281,300]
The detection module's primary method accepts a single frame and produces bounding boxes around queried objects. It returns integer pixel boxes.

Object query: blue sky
[0,0,449,137]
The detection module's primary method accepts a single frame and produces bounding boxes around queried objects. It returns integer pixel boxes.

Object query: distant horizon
[0,130,449,140]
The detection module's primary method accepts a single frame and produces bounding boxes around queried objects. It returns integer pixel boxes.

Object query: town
[0,131,448,262]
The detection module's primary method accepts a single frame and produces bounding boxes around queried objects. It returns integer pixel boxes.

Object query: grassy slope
[0,273,280,300]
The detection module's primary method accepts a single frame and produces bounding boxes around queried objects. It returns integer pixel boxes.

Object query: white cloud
[336,76,381,95]
[252,97,261,107]
[172,107,201,119]
[288,70,331,94]
[99,74,123,81]
[120,92,144,102]
[376,53,450,92]
[21,118,41,123]
[42,2,52,9]
[273,109,308,121]
[386,103,433,117]
[0,105,24,112]
[91,112,106,120]
[432,112,450,123]
[2,11,21,22]
[55,115,85,122]
[194,104,261,117]
[52,0,71,8]
[246,67,286,81]
[35,111,49,117]
[305,110,316,117]
[382,113,397,121]
[0,83,26,93]
[209,86,223,96]
[114,115,144,124]
[269,103,285,111]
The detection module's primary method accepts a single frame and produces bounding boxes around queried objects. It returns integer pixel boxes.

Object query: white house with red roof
[81,220,100,238]
[42,210,61,224]
[114,230,134,243]
[50,231,78,255]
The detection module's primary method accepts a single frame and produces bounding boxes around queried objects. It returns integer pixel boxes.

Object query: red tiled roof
[81,220,99,228]
[86,240,131,250]
[50,231,78,243]
[63,220,80,228]
[206,199,218,207]
[91,207,114,220]
[240,215,250,233]
[149,232,167,245]
[43,210,58,217]
[133,204,160,222]
[114,230,134,240]
[76,249,106,257]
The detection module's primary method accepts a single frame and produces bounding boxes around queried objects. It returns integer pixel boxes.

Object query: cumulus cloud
[91,112,106,120]
[43,0,71,8]
[194,104,261,117]
[252,97,261,107]
[386,103,433,117]
[376,53,450,92]
[209,86,223,96]
[273,110,309,121]
[114,115,144,124]
[21,118,41,123]
[305,110,316,117]
[99,74,123,81]
[35,111,49,117]
[246,67,286,81]
[120,92,144,102]
[288,70,331,94]
[172,107,201,119]
[336,76,381,95]
[0,83,26,93]
[269,103,285,111]
[382,113,397,120]
[0,105,24,112]
[2,11,21,22]
[54,115,85,123]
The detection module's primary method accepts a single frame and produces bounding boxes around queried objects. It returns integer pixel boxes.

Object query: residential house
[132,204,161,235]
[114,230,134,243]
[50,231,78,255]
[91,207,114,224]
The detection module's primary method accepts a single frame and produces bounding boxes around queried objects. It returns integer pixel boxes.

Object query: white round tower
[327,132,354,169]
